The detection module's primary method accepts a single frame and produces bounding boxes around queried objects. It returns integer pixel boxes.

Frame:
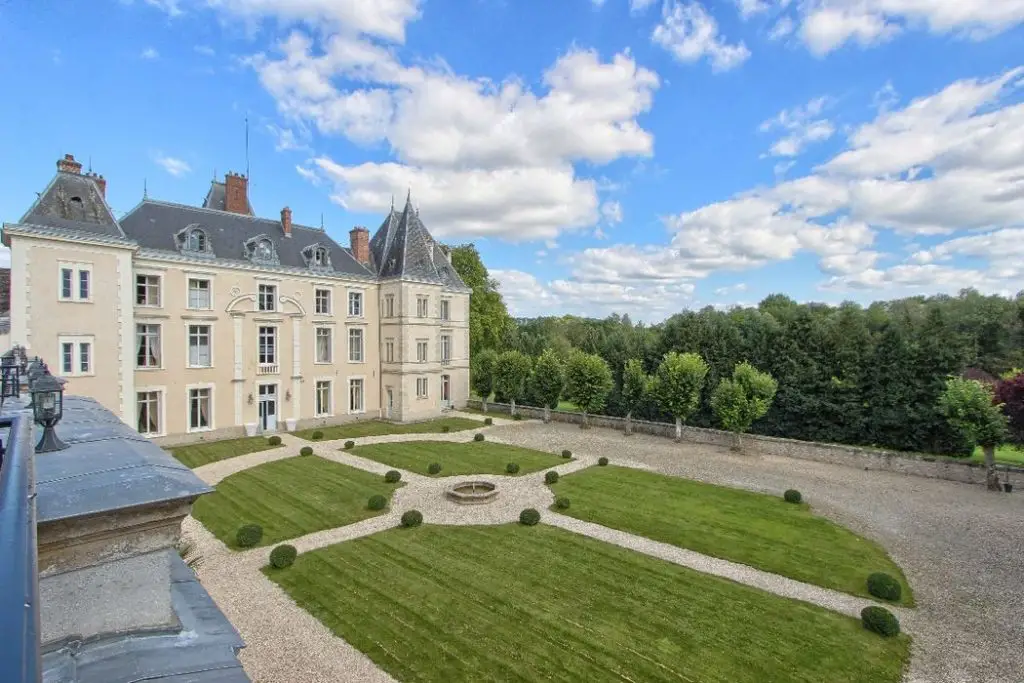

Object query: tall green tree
[530,349,565,423]
[710,362,778,451]
[492,350,532,416]
[938,378,1009,491]
[564,351,613,429]
[449,244,512,355]
[654,352,709,441]
[621,358,649,436]
[470,348,498,412]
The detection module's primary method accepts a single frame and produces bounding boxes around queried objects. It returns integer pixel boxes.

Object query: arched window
[255,239,273,261]
[313,247,329,266]
[186,229,208,252]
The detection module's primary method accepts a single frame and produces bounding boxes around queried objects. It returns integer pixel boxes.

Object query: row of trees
[472,349,779,450]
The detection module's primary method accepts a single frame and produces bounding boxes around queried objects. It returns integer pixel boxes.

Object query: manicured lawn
[294,417,483,441]
[350,440,564,476]
[266,524,910,683]
[971,444,1024,466]
[549,466,913,605]
[191,457,401,549]
[167,436,279,469]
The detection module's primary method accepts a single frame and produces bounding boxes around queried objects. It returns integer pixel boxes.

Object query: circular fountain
[446,480,498,505]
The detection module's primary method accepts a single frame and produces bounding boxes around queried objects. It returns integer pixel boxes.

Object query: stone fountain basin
[446,480,498,505]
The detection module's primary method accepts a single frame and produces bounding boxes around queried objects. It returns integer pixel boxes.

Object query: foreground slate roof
[19,172,123,238]
[370,195,469,290]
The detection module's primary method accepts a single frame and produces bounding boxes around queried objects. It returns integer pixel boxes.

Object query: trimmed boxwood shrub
[555,496,570,510]
[401,510,424,528]
[311,430,324,440]
[343,440,356,450]
[866,572,902,602]
[484,417,493,426]
[384,469,402,483]
[561,449,572,459]
[474,433,485,442]
[545,471,560,484]
[519,508,541,526]
[598,457,609,466]
[267,436,282,446]
[512,413,523,421]
[299,446,313,456]
[861,606,900,637]
[783,489,802,504]
[427,462,442,475]
[441,425,451,433]
[235,523,263,548]
[367,494,388,511]
[269,544,297,569]
[506,462,521,474]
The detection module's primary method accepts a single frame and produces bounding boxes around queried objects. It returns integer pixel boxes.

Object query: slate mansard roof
[370,196,469,290]
[19,171,124,238]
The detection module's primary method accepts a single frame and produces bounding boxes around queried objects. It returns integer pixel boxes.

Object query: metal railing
[0,413,41,682]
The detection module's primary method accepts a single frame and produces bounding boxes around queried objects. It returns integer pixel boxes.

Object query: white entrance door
[441,375,451,409]
[258,384,278,432]
[386,387,394,419]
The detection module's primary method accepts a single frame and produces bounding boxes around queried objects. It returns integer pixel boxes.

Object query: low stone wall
[468,400,1024,487]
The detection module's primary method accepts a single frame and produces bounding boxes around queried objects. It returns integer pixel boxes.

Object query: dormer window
[244,235,279,266]
[314,247,329,266]
[176,224,214,257]
[256,240,273,260]
[187,229,207,252]
[302,243,332,271]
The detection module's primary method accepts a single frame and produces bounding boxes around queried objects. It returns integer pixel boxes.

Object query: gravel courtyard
[484,419,1024,683]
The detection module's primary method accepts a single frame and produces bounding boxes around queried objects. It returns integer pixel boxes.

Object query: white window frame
[348,376,366,414]
[440,298,450,321]
[385,338,395,363]
[58,335,94,377]
[136,387,165,437]
[135,273,162,307]
[257,283,277,312]
[416,339,428,363]
[416,296,429,318]
[348,290,364,317]
[187,324,213,368]
[314,379,333,417]
[314,326,333,364]
[58,261,92,302]
[186,384,215,433]
[441,334,451,363]
[416,377,428,399]
[348,327,364,363]
[187,277,213,310]
[315,288,332,315]
[258,326,278,365]
[136,323,162,369]
[383,294,395,318]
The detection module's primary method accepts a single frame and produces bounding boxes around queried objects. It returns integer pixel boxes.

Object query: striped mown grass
[351,440,565,476]
[294,417,483,441]
[168,436,278,469]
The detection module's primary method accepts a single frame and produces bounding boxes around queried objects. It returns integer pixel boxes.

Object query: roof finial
[405,188,412,207]
[320,212,324,230]
[390,194,394,211]
[143,178,148,199]
[87,155,93,174]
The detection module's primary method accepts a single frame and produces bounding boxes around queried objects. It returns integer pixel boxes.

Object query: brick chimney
[57,154,82,174]
[280,207,292,237]
[224,172,249,214]
[85,172,107,198]
[350,226,370,264]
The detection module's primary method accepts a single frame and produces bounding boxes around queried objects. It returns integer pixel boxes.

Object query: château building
[2,154,471,444]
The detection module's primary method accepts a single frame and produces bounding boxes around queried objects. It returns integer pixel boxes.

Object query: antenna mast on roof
[87,156,93,173]
[143,178,148,199]
[244,113,250,179]
[320,213,324,230]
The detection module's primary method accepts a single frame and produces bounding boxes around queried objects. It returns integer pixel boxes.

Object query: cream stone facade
[2,154,471,444]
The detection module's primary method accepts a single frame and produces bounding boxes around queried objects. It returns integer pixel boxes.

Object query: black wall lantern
[31,373,68,453]
[0,352,21,403]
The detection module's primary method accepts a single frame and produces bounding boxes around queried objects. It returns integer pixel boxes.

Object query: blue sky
[1,0,1023,321]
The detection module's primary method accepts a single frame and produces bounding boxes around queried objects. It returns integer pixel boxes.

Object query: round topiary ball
[484,417,493,426]
[269,544,297,569]
[783,489,802,504]
[311,430,324,440]
[555,496,570,510]
[267,436,282,446]
[598,457,609,466]
[235,523,263,548]
[300,446,313,456]
[545,471,560,484]
[474,433,485,442]
[861,606,900,637]
[427,462,442,475]
[441,425,451,433]
[344,440,355,450]
[384,470,402,483]
[512,413,523,421]
[506,462,521,474]
[866,573,902,602]
[401,510,424,528]
[561,449,572,459]
[519,508,541,526]
[367,494,387,511]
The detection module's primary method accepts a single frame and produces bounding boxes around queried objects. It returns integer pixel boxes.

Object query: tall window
[79,269,90,300]
[315,380,332,416]
[417,339,428,363]
[258,284,277,312]
[349,378,364,412]
[258,327,277,365]
[315,288,332,315]
[188,325,212,367]
[136,324,161,368]
[61,268,73,299]
[440,299,450,321]
[416,377,428,398]
[315,327,333,363]
[136,274,161,306]
[441,334,451,363]
[59,337,93,376]
[59,264,91,301]
[188,278,211,309]
[137,390,161,435]
[348,291,363,317]
[417,296,429,318]
[384,294,395,317]
[348,328,364,362]
[189,387,212,431]
[385,338,395,363]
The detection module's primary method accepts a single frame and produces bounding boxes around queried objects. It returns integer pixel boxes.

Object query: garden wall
[468,400,1024,487]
